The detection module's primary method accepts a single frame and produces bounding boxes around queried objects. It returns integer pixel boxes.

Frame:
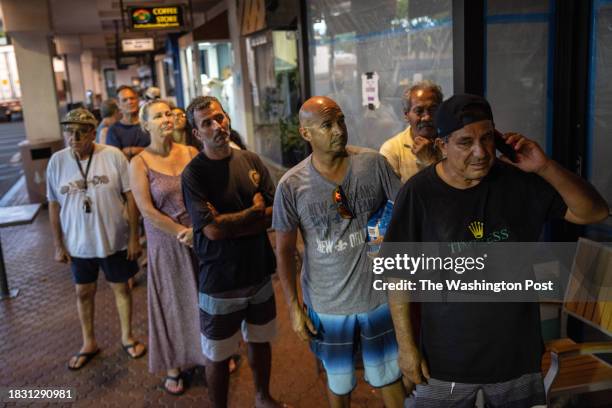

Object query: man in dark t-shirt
[106,85,150,160]
[385,94,608,407]
[181,96,283,408]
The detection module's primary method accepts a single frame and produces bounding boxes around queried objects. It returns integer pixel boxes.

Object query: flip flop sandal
[67,349,100,371]
[162,374,185,396]
[121,341,147,359]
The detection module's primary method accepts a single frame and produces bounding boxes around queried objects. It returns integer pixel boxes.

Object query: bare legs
[69,280,144,368]
[205,342,282,408]
[68,283,98,368]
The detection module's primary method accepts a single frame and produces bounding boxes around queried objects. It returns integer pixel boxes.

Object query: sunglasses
[62,125,92,139]
[332,185,354,219]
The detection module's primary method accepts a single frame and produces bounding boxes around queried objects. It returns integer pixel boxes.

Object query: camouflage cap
[60,108,98,128]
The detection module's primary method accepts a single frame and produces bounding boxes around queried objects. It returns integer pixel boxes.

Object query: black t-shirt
[384,160,567,383]
[181,149,276,294]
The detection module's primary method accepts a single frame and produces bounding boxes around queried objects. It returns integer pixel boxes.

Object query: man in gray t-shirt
[273,96,405,407]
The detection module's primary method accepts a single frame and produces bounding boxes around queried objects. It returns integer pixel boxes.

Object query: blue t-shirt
[106,122,150,149]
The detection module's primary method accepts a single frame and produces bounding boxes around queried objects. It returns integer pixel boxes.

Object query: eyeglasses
[332,185,354,219]
[173,112,186,119]
[62,125,92,139]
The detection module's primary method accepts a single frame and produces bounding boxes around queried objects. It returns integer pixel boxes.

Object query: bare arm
[276,229,299,305]
[203,193,269,240]
[276,229,316,341]
[389,301,419,353]
[389,298,430,391]
[125,191,143,260]
[129,156,189,237]
[49,201,70,263]
[537,160,609,224]
[502,133,609,224]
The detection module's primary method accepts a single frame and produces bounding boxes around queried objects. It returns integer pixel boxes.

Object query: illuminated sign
[121,38,155,52]
[128,6,183,30]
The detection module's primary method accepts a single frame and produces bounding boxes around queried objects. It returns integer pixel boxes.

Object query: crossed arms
[202,192,272,241]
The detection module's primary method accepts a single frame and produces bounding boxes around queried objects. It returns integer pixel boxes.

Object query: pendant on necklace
[83,196,92,213]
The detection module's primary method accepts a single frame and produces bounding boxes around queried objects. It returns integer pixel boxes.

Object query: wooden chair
[541,238,612,401]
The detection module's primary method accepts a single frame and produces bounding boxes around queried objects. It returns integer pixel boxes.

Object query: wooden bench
[541,238,612,401]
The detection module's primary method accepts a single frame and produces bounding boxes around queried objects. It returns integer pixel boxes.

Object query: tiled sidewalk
[0,209,384,407]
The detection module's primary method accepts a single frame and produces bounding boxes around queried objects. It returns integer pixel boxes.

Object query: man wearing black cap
[384,94,608,406]
[47,108,146,370]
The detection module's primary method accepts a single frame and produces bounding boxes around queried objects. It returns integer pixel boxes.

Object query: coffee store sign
[128,6,184,30]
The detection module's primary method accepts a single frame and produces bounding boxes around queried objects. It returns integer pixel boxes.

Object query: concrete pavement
[0,207,385,407]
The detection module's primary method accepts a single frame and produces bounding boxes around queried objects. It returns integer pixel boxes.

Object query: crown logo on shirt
[468,221,484,239]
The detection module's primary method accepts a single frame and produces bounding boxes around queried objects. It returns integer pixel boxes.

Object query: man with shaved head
[273,96,405,407]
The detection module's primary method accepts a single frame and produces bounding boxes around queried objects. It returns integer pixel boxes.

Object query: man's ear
[299,126,311,142]
[435,137,447,157]
[192,127,200,141]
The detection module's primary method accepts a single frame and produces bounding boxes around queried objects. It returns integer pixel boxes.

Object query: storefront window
[180,44,198,105]
[162,57,176,97]
[197,42,235,119]
[247,30,303,167]
[587,1,612,230]
[485,0,551,152]
[306,0,453,150]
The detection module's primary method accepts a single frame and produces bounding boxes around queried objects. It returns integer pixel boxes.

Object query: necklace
[74,148,94,213]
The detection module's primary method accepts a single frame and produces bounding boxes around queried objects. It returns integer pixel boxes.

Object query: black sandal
[67,349,100,370]
[121,341,147,359]
[162,374,185,396]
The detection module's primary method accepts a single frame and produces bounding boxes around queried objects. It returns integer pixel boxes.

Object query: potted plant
[279,115,307,167]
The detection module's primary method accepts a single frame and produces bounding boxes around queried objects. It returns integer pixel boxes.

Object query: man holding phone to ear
[385,94,608,407]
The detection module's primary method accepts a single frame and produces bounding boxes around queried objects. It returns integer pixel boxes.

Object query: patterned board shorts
[198,278,277,362]
[405,373,547,408]
[307,303,402,395]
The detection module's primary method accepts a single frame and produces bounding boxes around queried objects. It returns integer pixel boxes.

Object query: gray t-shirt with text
[273,148,400,314]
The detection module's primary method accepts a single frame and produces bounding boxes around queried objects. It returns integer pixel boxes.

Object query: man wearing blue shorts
[273,96,405,407]
[47,108,146,370]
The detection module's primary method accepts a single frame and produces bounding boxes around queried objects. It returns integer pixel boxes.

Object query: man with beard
[181,96,284,408]
[385,94,609,407]
[107,85,151,160]
[47,108,146,370]
[273,96,405,407]
[380,81,443,183]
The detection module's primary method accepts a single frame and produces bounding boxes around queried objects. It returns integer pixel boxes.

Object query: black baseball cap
[434,94,494,138]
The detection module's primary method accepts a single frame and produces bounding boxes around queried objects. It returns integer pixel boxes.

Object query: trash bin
[19,139,65,203]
